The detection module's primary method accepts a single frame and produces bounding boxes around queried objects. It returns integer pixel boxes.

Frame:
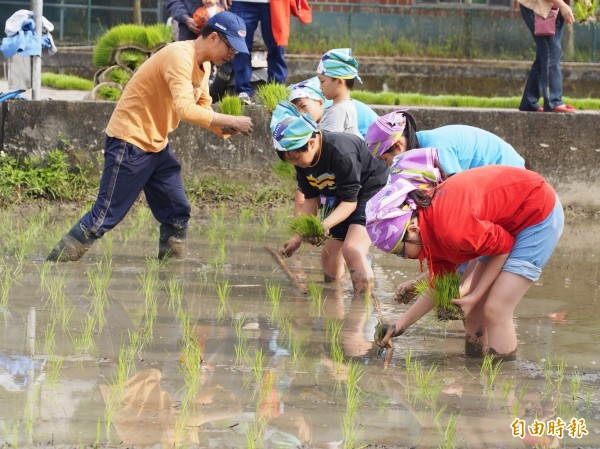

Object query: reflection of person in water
[99,367,244,446]
[0,353,43,392]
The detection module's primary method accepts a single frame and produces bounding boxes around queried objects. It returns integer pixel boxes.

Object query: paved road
[0,79,89,101]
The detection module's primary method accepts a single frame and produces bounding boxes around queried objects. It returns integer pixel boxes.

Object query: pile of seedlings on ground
[89,24,172,101]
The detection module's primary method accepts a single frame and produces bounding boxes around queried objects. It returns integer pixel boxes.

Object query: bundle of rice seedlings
[93,24,172,68]
[218,94,245,116]
[289,214,326,240]
[105,66,133,85]
[573,0,599,24]
[115,49,148,71]
[272,160,296,179]
[415,272,464,321]
[255,82,290,111]
[96,85,123,102]
[41,73,93,91]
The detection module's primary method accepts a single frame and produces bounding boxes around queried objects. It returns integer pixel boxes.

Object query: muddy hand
[393,280,416,304]
[282,235,302,257]
[374,322,403,348]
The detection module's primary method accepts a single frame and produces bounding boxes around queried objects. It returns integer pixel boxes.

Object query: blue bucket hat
[316,48,362,83]
[207,12,249,54]
[270,101,319,151]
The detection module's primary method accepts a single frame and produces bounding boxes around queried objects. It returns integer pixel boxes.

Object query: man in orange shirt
[47,12,253,262]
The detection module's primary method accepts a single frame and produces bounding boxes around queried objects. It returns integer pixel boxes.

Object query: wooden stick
[264,247,309,295]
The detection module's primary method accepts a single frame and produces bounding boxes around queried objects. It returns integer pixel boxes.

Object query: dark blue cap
[207,11,248,55]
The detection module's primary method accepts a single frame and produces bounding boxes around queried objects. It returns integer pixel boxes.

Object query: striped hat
[316,48,362,83]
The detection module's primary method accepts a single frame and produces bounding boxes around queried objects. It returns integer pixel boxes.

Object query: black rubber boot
[158,223,186,260]
[46,222,97,262]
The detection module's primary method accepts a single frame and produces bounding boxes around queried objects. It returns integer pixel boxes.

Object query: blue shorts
[479,197,564,282]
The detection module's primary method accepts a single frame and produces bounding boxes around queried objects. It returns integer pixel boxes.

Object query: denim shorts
[478,197,564,282]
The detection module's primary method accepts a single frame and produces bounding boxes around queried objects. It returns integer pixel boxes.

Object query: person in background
[46,12,253,262]
[366,161,564,361]
[271,101,389,293]
[316,48,364,139]
[166,0,203,41]
[517,0,575,112]
[286,77,379,215]
[227,0,287,104]
[193,0,225,31]
[365,109,527,302]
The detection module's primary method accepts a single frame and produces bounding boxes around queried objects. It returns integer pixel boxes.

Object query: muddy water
[0,206,598,449]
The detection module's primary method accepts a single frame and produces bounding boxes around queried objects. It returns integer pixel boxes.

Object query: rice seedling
[434,403,449,430]
[41,72,94,90]
[480,354,503,388]
[500,378,515,401]
[410,360,441,405]
[45,358,64,388]
[404,348,413,376]
[245,417,267,449]
[251,348,266,388]
[0,419,19,448]
[96,84,122,101]
[272,159,296,180]
[308,281,323,309]
[341,361,365,449]
[265,280,282,322]
[42,320,57,356]
[218,94,245,116]
[138,258,161,339]
[415,272,463,321]
[179,333,204,413]
[0,264,14,307]
[289,214,326,242]
[440,413,460,449]
[326,318,345,372]
[234,315,250,366]
[570,370,581,401]
[583,387,593,412]
[92,23,172,67]
[573,0,599,24]
[287,329,307,366]
[512,383,529,417]
[216,279,232,322]
[255,82,289,111]
[166,274,184,314]
[74,314,97,355]
[86,261,111,331]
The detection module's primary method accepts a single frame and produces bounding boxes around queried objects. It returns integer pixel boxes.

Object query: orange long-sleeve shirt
[106,40,217,153]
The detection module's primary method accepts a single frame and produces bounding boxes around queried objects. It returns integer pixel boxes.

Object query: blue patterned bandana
[316,48,362,83]
[270,101,319,151]
[288,76,326,102]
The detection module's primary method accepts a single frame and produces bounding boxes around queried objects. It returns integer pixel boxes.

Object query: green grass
[351,90,600,111]
[272,160,296,179]
[41,73,93,91]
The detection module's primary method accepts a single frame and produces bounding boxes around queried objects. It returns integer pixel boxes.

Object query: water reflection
[0,206,598,448]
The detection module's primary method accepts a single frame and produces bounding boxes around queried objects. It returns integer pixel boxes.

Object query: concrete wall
[1,99,599,211]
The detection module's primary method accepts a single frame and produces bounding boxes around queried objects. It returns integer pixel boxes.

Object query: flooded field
[0,204,598,449]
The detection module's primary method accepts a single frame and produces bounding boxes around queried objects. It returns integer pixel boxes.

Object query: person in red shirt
[367,163,564,360]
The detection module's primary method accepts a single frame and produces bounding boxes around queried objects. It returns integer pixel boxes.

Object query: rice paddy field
[0,204,598,449]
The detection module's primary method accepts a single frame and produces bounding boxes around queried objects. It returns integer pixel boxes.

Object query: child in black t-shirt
[271,101,389,293]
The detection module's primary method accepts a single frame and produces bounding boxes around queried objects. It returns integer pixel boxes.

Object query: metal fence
[1,0,598,61]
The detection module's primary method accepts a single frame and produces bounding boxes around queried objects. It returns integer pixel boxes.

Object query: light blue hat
[270,101,319,152]
[316,48,362,83]
[288,76,326,102]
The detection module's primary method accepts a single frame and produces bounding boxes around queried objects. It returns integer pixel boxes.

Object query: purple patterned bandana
[365,110,407,158]
[388,147,444,188]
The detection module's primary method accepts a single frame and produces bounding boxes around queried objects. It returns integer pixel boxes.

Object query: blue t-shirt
[352,100,378,140]
[416,125,525,175]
